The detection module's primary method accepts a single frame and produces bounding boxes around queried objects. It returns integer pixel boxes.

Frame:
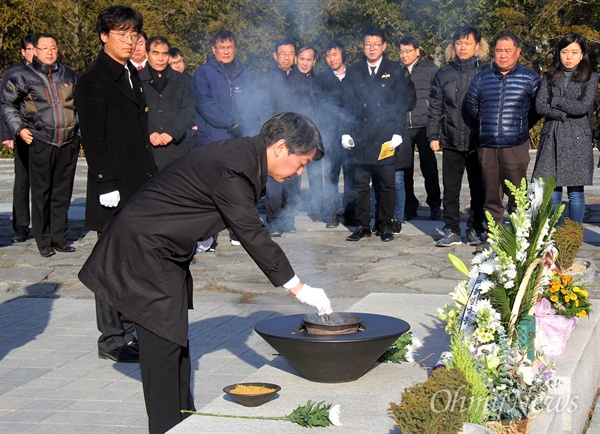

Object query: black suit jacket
[79,135,295,346]
[75,50,157,231]
[342,57,416,165]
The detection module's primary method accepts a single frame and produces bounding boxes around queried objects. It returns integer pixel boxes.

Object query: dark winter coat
[139,66,196,169]
[466,62,541,148]
[427,56,486,152]
[403,58,438,129]
[193,56,256,145]
[1,56,78,147]
[75,50,157,232]
[0,62,27,142]
[342,57,416,165]
[78,135,295,347]
[532,72,598,186]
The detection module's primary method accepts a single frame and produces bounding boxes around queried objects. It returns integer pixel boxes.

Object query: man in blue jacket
[466,32,540,228]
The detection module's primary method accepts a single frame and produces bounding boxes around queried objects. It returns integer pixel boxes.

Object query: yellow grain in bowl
[229,384,276,395]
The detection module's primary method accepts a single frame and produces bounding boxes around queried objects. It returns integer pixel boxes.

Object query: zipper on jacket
[47,69,62,145]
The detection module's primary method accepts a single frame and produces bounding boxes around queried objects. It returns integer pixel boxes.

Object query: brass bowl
[223,382,281,407]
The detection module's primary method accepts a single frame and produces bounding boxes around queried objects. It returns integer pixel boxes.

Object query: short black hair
[21,34,35,49]
[363,26,386,43]
[169,47,184,58]
[211,30,236,47]
[324,39,346,63]
[452,24,481,44]
[33,33,57,47]
[494,31,521,48]
[298,46,316,59]
[274,37,296,53]
[261,112,324,161]
[146,35,171,52]
[399,36,420,49]
[96,6,143,41]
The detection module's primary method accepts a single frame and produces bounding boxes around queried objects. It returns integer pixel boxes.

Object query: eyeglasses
[277,52,295,58]
[36,46,58,53]
[400,49,416,56]
[169,59,184,66]
[363,43,382,50]
[24,47,35,52]
[110,31,141,43]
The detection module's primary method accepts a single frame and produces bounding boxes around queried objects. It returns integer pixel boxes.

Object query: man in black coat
[139,35,195,170]
[79,112,332,434]
[342,26,416,242]
[75,6,157,363]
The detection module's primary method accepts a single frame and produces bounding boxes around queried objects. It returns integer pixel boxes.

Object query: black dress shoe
[39,246,56,257]
[346,227,372,241]
[391,219,402,234]
[430,207,442,220]
[99,345,139,363]
[51,242,76,252]
[380,228,394,242]
[12,232,28,243]
[127,338,139,352]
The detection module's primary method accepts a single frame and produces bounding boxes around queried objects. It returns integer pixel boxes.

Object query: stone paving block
[89,410,142,427]
[19,398,76,412]
[0,422,35,432]
[0,409,56,423]
[0,397,33,410]
[39,409,101,424]
[106,399,147,414]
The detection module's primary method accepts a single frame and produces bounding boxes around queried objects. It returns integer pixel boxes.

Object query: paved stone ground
[0,151,599,433]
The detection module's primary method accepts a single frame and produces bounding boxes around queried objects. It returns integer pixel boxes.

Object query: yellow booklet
[378,141,395,160]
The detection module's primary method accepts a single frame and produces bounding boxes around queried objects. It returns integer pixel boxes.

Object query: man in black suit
[79,112,332,434]
[342,27,416,242]
[75,6,157,364]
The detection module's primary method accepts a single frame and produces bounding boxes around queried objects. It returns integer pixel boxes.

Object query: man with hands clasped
[341,26,415,242]
[79,112,332,434]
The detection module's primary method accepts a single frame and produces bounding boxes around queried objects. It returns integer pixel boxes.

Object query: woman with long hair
[532,32,598,223]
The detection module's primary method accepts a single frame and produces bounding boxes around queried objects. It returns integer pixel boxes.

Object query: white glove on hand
[341,134,355,150]
[389,134,403,150]
[99,190,120,207]
[295,284,333,315]
[196,237,214,253]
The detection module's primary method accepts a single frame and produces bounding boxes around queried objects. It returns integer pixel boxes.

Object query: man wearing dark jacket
[75,6,157,364]
[256,37,316,236]
[466,32,541,227]
[1,33,79,257]
[140,35,195,170]
[400,36,441,222]
[427,24,487,247]
[342,26,416,242]
[1,34,35,244]
[79,112,332,434]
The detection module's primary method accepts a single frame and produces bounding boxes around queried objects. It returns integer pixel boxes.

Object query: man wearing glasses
[1,33,79,258]
[0,34,36,244]
[342,26,415,242]
[75,6,157,364]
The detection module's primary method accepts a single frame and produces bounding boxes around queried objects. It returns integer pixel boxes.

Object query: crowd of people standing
[1,5,598,434]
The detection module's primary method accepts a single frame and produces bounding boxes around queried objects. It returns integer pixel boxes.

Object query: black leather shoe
[127,338,139,352]
[391,219,402,234]
[51,242,76,252]
[380,228,394,242]
[99,345,139,363]
[39,246,56,257]
[346,227,372,241]
[430,207,442,220]
[12,232,28,243]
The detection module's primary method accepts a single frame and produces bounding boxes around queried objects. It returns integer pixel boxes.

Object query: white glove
[196,237,214,253]
[341,134,355,150]
[295,284,333,315]
[389,134,403,150]
[99,190,120,207]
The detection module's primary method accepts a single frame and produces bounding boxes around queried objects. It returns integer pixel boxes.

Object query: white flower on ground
[518,365,535,386]
[328,404,342,426]
[405,331,424,362]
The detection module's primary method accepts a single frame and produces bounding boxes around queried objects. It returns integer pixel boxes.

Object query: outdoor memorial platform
[169,293,600,433]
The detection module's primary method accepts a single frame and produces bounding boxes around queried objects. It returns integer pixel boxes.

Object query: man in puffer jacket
[466,32,540,227]
[427,24,488,248]
[1,33,79,257]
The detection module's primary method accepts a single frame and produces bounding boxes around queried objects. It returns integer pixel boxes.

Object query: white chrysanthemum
[478,280,494,295]
[529,178,544,211]
[474,299,493,313]
[478,262,495,275]
[328,404,342,426]
[472,249,492,264]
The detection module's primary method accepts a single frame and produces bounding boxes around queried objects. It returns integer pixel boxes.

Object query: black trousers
[265,175,301,230]
[95,232,137,352]
[442,148,485,234]
[306,158,324,218]
[353,163,395,229]
[12,136,30,236]
[28,139,79,249]
[404,127,441,214]
[136,323,195,434]
[323,146,355,221]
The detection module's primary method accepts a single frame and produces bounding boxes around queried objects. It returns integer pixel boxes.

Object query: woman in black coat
[533,33,599,223]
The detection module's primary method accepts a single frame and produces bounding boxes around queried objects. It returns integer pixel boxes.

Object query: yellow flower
[561,289,567,295]
[573,286,580,293]
[580,290,588,298]
[550,295,558,302]
[577,311,587,318]
[549,286,559,293]
[571,294,578,300]
[575,300,579,307]
[565,296,571,302]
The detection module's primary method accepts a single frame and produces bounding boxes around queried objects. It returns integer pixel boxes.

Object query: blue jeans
[394,169,405,221]
[552,186,585,224]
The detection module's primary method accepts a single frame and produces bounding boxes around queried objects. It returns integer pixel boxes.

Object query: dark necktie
[370,66,376,80]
